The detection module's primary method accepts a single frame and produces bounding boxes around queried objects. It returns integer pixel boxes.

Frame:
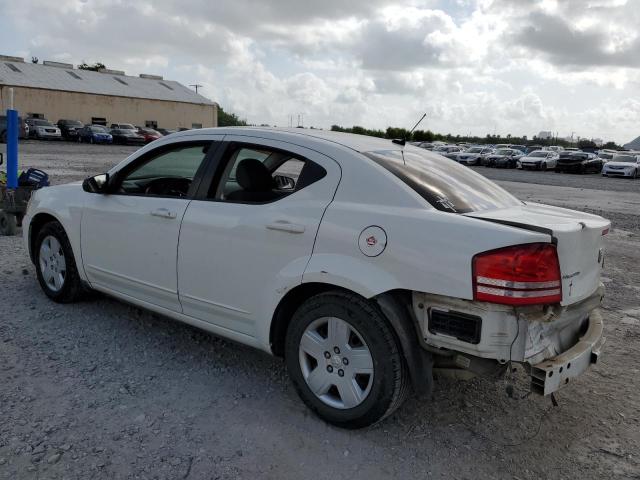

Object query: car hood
[521,157,545,162]
[465,203,610,306]
[604,161,636,168]
[558,157,586,163]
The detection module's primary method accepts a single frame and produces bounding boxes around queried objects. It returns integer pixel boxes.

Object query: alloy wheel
[39,235,67,292]
[298,317,374,409]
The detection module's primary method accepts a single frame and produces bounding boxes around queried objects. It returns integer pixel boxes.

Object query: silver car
[456,146,494,166]
[519,150,559,171]
[27,119,62,140]
[601,153,640,178]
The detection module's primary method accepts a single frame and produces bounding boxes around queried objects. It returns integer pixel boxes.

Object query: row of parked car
[412,142,640,179]
[18,118,179,145]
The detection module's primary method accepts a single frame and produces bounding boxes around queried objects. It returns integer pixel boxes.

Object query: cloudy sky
[2,0,640,143]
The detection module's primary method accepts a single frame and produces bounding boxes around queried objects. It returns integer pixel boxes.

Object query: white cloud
[2,0,640,142]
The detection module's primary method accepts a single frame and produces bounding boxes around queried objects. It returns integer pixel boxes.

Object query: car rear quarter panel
[305,151,550,300]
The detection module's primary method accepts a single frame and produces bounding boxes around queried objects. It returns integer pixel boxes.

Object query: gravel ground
[1,140,639,479]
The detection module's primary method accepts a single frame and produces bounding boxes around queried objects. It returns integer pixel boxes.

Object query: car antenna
[392,112,427,147]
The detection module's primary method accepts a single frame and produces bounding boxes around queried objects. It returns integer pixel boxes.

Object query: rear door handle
[266,221,305,234]
[150,208,177,219]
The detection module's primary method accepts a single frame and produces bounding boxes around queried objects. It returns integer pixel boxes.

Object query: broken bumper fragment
[530,309,604,395]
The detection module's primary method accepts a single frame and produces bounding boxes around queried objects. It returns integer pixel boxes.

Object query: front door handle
[150,208,177,219]
[266,221,305,234]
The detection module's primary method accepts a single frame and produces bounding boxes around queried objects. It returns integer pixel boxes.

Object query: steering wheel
[144,177,191,197]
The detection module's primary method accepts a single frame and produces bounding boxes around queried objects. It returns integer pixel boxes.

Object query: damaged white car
[23,128,609,428]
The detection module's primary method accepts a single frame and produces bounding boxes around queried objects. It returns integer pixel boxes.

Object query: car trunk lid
[465,203,610,306]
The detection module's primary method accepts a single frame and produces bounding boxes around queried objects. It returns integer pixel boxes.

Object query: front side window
[364,149,522,213]
[212,144,325,203]
[117,142,210,197]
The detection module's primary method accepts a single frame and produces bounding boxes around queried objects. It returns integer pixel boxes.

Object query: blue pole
[6,108,19,189]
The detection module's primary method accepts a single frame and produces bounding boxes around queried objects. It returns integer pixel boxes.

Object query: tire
[34,221,84,303]
[285,291,409,429]
[541,162,547,171]
[0,130,6,143]
[89,137,94,144]
[0,211,17,236]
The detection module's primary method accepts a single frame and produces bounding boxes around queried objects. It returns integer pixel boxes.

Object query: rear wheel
[35,221,84,303]
[285,291,409,429]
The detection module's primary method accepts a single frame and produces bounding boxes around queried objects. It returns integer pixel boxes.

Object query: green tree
[578,139,597,150]
[217,106,248,127]
[78,62,106,71]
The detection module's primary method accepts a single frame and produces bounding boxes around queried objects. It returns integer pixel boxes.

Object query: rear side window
[364,149,522,213]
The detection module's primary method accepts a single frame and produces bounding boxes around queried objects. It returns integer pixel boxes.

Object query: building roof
[0,60,214,106]
[624,135,640,150]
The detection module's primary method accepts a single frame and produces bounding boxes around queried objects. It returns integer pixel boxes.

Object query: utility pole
[190,84,203,94]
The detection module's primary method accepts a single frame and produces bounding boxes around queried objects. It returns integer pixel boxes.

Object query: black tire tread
[35,221,84,303]
[286,290,409,428]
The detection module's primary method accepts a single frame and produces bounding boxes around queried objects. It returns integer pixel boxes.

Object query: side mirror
[273,174,296,190]
[82,173,110,193]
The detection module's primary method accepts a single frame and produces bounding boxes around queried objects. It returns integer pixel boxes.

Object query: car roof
[169,127,403,154]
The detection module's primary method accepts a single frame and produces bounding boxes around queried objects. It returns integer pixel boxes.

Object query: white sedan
[601,152,639,178]
[519,150,559,170]
[24,128,609,428]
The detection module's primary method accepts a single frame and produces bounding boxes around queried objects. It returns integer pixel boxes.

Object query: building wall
[0,86,217,129]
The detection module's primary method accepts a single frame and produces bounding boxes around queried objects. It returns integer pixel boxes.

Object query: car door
[81,137,221,312]
[177,136,341,338]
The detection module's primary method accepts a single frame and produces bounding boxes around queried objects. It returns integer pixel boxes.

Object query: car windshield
[495,149,512,155]
[466,147,483,153]
[90,126,108,133]
[528,151,547,158]
[63,120,83,126]
[598,152,614,159]
[34,120,53,126]
[364,149,522,213]
[612,154,638,163]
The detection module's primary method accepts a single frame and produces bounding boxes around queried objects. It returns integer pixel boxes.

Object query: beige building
[0,55,217,130]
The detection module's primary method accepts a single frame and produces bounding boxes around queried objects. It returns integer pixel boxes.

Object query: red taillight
[473,243,562,306]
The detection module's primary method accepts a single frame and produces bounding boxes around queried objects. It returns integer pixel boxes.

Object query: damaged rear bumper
[530,309,604,395]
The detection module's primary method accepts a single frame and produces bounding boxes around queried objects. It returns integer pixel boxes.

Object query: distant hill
[624,136,640,150]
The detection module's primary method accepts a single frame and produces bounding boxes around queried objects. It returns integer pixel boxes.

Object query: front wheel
[285,291,409,429]
[35,221,84,303]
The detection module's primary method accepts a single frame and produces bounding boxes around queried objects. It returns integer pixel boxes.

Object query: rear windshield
[528,151,547,157]
[364,149,522,213]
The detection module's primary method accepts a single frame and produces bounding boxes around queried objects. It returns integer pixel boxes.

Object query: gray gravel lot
[1,140,639,479]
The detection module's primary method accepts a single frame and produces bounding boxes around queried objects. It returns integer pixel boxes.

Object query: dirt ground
[1,141,639,479]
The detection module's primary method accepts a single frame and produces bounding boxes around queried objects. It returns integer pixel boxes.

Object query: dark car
[156,128,177,136]
[555,152,602,174]
[483,148,523,168]
[111,128,146,145]
[79,125,113,144]
[0,115,29,142]
[136,127,162,144]
[57,119,85,140]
